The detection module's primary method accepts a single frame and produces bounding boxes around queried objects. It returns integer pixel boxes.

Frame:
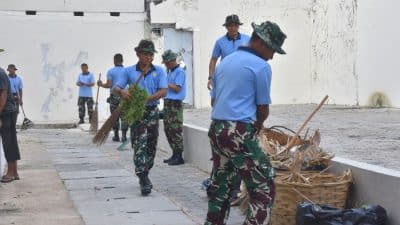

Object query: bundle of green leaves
[120,85,148,125]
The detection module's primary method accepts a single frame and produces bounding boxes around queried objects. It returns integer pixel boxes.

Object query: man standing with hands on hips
[161,50,186,166]
[205,21,287,225]
[113,40,167,196]
[76,63,95,124]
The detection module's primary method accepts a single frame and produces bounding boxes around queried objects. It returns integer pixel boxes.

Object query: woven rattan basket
[261,126,308,146]
[271,170,352,225]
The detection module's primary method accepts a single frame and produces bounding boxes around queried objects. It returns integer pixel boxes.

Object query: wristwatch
[208,76,212,80]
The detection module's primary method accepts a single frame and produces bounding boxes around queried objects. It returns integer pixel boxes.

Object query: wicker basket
[271,170,352,225]
[261,126,308,146]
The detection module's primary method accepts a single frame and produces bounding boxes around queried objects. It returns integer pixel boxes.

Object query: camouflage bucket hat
[162,50,178,63]
[135,39,157,53]
[223,14,243,26]
[252,21,287,54]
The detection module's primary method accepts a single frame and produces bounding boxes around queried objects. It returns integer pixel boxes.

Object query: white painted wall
[0,10,148,123]
[0,0,144,12]
[151,0,399,108]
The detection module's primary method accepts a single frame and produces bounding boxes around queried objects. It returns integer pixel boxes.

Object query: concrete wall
[0,2,148,123]
[356,0,400,107]
[158,123,400,225]
[151,0,399,108]
[0,0,144,12]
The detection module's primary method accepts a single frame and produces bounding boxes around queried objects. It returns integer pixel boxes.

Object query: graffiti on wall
[40,43,88,120]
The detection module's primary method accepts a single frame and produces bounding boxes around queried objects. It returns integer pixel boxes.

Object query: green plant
[120,85,148,125]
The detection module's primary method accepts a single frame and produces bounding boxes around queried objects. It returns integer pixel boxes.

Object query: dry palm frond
[92,107,121,145]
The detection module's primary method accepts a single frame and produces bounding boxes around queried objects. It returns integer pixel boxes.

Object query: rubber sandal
[1,176,15,183]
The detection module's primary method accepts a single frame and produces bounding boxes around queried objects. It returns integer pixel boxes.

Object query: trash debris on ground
[296,202,387,225]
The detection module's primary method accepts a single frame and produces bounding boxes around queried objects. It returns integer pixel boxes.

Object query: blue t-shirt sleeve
[255,64,272,105]
[211,40,221,59]
[18,77,23,90]
[174,70,185,87]
[106,69,112,81]
[115,69,129,89]
[158,68,168,89]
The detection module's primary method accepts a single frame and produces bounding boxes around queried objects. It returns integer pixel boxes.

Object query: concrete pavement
[0,135,84,225]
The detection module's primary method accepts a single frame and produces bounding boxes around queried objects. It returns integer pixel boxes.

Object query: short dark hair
[81,63,88,67]
[114,53,123,63]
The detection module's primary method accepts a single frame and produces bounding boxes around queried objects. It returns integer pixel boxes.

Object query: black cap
[223,14,243,26]
[7,64,17,70]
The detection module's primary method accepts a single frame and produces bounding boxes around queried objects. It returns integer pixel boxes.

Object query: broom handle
[276,95,329,155]
[95,73,101,104]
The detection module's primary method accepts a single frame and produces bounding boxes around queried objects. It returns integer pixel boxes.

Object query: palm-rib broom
[90,73,101,133]
[92,71,146,145]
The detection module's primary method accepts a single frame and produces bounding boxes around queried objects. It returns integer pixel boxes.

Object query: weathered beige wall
[151,0,398,108]
[0,7,148,123]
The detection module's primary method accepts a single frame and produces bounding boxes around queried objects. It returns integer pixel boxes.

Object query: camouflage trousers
[205,120,275,225]
[130,106,159,176]
[163,99,183,154]
[78,97,94,120]
[108,93,129,132]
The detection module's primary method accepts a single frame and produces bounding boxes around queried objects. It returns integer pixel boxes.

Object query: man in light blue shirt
[205,21,286,225]
[7,64,23,119]
[76,63,95,124]
[161,50,186,166]
[207,14,250,90]
[98,54,128,142]
[113,40,167,196]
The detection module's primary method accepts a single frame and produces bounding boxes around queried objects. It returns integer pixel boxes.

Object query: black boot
[78,118,84,124]
[138,173,152,196]
[168,153,184,166]
[112,130,120,142]
[163,154,174,163]
[121,129,128,142]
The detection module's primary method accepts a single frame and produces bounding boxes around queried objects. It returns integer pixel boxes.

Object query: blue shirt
[166,66,186,101]
[106,65,125,92]
[8,75,23,94]
[212,33,250,60]
[77,72,95,97]
[211,46,272,123]
[116,64,168,106]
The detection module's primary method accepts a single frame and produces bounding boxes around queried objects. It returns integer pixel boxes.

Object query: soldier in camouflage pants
[163,100,184,163]
[131,106,159,176]
[108,93,129,141]
[205,121,275,225]
[78,97,94,122]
